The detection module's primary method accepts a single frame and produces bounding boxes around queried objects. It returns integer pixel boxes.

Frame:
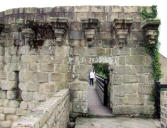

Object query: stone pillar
[161,90,167,128]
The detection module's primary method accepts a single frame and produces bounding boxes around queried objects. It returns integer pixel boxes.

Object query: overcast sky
[0,0,166,57]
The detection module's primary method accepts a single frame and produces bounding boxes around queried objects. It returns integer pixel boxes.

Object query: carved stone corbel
[112,19,133,48]
[49,17,69,46]
[142,19,160,44]
[81,18,99,47]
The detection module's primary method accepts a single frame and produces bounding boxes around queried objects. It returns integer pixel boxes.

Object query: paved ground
[75,117,160,128]
[88,86,112,117]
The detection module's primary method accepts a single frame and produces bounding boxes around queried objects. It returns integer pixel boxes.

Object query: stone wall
[160,54,167,84]
[160,90,167,128]
[12,89,70,128]
[0,6,159,124]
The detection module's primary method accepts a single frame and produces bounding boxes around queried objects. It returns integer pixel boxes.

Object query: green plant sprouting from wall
[140,5,162,82]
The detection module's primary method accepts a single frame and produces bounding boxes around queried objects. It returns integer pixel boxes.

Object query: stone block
[111,6,123,12]
[123,75,138,83]
[37,55,55,63]
[74,6,90,12]
[39,83,56,94]
[7,91,17,100]
[97,48,105,56]
[7,72,16,81]
[8,100,20,108]
[69,31,84,40]
[40,64,54,72]
[4,107,16,114]
[21,92,33,102]
[21,55,37,63]
[90,6,104,12]
[126,55,145,65]
[113,74,122,85]
[70,22,81,31]
[123,6,139,13]
[29,63,38,71]
[36,72,48,83]
[135,66,153,73]
[6,115,18,121]
[20,101,28,110]
[19,71,37,82]
[114,66,136,75]
[0,90,6,99]
[72,101,88,113]
[51,73,66,82]
[0,120,12,128]
[55,46,69,57]
[131,47,146,55]
[1,81,17,90]
[19,81,38,92]
[70,82,88,91]
[119,56,125,65]
[76,12,89,21]
[55,64,68,73]
[70,91,88,102]
[0,114,5,121]
[79,65,91,81]
[33,92,47,102]
[25,8,38,13]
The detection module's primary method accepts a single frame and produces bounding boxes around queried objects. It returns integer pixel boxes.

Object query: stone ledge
[12,89,70,128]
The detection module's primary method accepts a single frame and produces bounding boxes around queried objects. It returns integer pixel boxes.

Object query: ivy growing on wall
[140,5,162,118]
[139,5,157,20]
[140,5,162,82]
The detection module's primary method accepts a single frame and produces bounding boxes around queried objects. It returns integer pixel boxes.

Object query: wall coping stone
[12,89,70,128]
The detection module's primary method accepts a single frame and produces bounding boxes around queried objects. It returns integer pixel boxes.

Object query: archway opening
[88,63,112,116]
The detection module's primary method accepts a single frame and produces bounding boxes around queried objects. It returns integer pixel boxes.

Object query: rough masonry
[0,6,160,127]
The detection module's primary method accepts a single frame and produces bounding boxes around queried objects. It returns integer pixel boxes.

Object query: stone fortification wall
[12,89,70,128]
[0,6,159,127]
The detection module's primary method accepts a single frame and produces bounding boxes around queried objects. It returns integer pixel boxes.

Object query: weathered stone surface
[70,82,88,91]
[7,91,17,99]
[4,107,16,114]
[126,56,145,65]
[12,89,70,128]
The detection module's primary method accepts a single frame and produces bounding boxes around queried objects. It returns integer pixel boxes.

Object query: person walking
[89,70,95,86]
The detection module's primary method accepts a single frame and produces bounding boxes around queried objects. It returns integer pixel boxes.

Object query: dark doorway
[88,63,112,116]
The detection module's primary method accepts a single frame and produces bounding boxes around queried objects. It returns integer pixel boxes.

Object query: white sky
[0,0,166,57]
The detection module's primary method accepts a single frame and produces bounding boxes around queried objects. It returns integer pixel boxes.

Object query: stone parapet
[12,89,70,128]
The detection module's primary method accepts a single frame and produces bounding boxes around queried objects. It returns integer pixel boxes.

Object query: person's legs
[90,78,93,86]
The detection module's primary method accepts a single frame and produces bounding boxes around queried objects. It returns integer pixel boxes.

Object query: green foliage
[139,5,157,20]
[144,31,162,81]
[140,5,162,82]
[93,63,109,79]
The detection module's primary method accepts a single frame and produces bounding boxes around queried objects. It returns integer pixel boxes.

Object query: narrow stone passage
[88,86,112,117]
